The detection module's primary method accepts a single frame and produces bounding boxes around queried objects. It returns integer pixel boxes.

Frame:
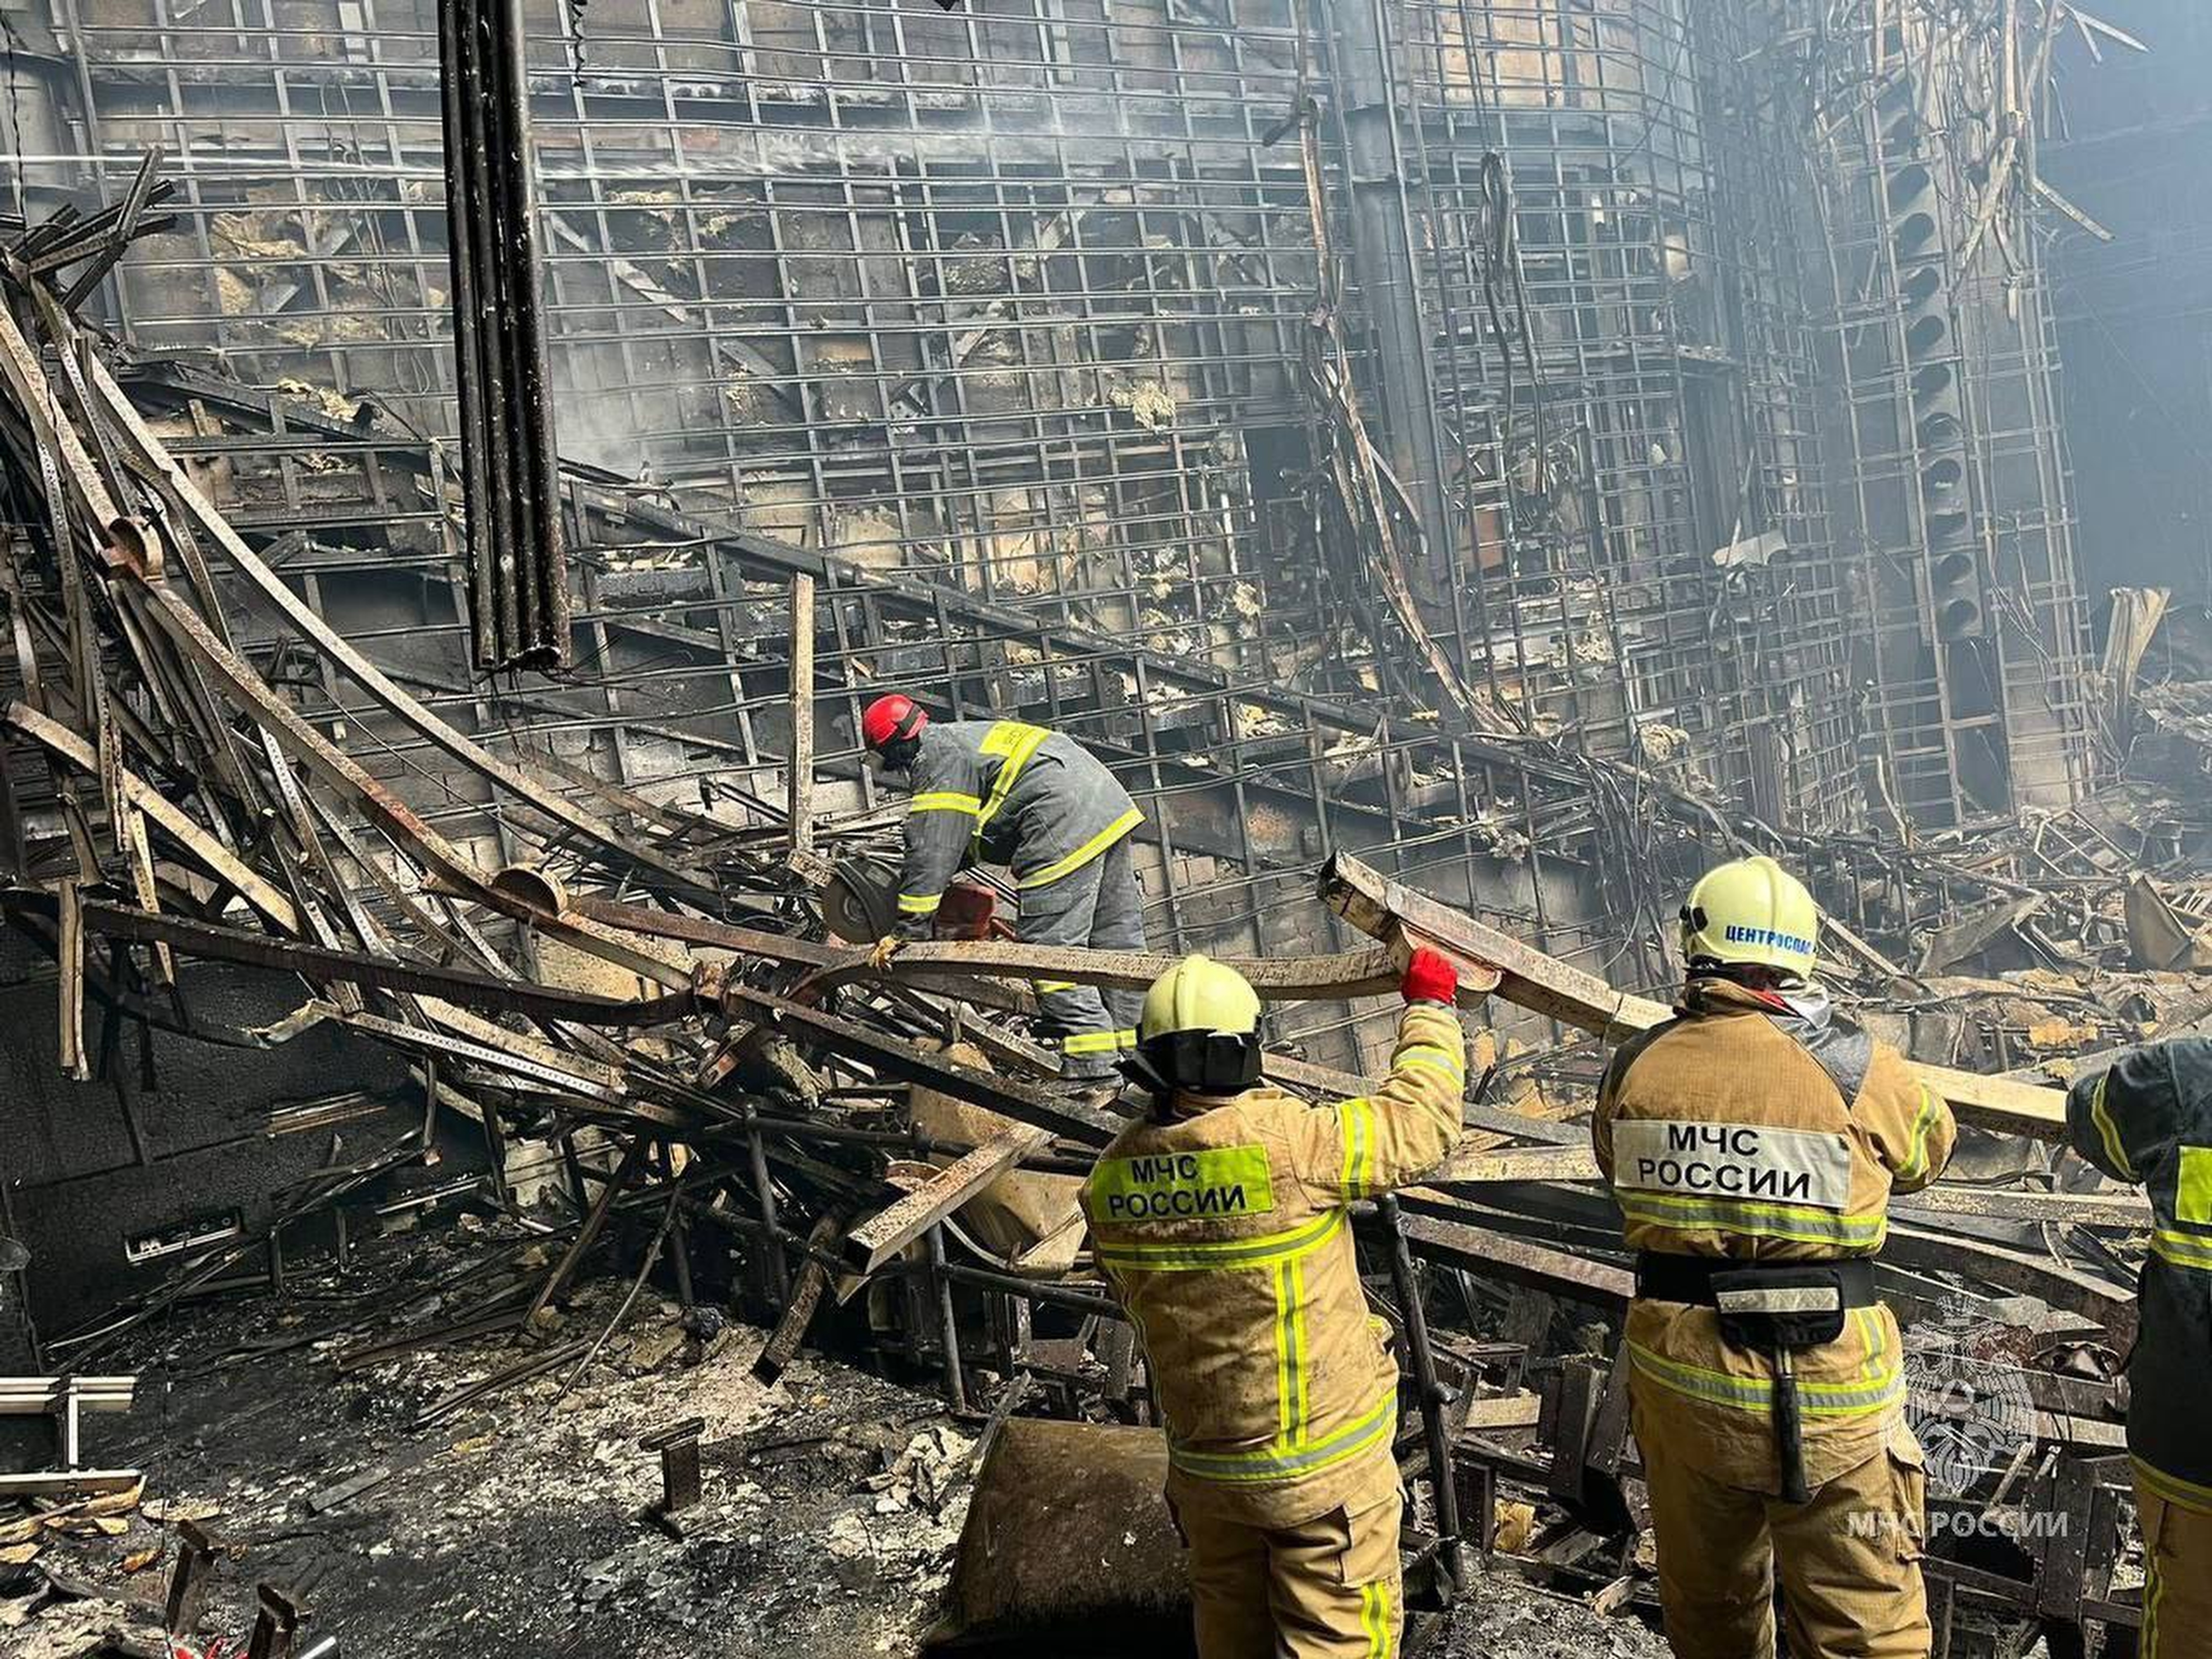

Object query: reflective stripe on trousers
[2135,1467,2212,1659]
[1020,835,1144,1055]
[1175,1484,1401,1659]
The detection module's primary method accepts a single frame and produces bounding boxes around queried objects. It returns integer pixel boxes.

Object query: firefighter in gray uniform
[2065,1038,2212,1656]
[860,693,1147,1081]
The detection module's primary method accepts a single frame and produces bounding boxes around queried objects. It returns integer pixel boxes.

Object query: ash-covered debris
[0,1234,1683,1659]
[5,1234,976,1658]
[1441,1572,1670,1659]
[0,55,2203,1653]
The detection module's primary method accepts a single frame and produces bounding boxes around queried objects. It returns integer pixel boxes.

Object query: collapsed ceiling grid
[0,0,2208,1655]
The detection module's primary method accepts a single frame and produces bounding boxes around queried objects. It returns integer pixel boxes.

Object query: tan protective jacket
[1080,1002,1468,1528]
[1592,978,1955,1491]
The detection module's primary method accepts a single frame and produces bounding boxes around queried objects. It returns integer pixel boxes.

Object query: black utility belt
[1635,1252,1877,1312]
[1635,1253,1882,1505]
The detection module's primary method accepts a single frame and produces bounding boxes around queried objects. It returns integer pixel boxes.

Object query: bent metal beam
[1317,851,2069,1140]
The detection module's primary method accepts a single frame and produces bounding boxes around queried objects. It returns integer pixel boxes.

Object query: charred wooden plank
[845,1127,1054,1275]
[1318,852,2067,1140]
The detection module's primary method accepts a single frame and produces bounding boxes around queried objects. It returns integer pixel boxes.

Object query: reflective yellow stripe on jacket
[1022,805,1142,888]
[1166,1389,1397,1484]
[1613,1189,1890,1250]
[1097,1208,1387,1482]
[910,790,982,816]
[1095,1207,1344,1274]
[975,721,1051,844]
[898,791,978,914]
[1339,1099,1373,1200]
[2152,1228,2212,1273]
[2088,1074,2137,1182]
[1894,1085,1945,1185]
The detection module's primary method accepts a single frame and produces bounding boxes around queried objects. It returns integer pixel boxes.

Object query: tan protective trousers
[1638,1416,1929,1659]
[1173,1487,1402,1659]
[2138,1483,2212,1658]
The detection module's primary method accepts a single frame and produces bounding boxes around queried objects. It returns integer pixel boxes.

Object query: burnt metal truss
[0,185,2161,1650]
[20,0,2102,842]
[48,342,2126,1071]
[437,0,571,672]
[1773,2,2097,828]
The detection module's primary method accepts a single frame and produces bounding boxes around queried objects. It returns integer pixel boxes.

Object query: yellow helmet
[1140,954,1260,1042]
[1134,954,1262,1095]
[1679,856,1819,979]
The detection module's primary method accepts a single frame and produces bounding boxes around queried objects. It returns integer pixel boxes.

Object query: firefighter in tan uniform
[1592,857,1955,1659]
[1081,948,1468,1659]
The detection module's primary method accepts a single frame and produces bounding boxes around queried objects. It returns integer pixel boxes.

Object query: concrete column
[1321,0,1454,577]
[0,0,82,206]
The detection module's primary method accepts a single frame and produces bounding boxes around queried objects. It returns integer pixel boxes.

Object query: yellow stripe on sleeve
[909,790,981,815]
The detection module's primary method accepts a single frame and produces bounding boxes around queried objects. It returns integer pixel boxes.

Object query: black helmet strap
[1127,1030,1262,1099]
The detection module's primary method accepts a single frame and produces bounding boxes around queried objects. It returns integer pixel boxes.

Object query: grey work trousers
[1018,835,1146,1077]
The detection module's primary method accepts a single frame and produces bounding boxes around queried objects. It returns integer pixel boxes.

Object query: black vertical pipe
[436,0,494,667]
[499,0,569,659]
[438,0,569,672]
[1377,1192,1471,1599]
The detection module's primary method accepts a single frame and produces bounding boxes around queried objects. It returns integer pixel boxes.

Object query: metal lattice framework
[7,0,2103,955]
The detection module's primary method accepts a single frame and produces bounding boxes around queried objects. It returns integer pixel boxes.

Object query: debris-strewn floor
[7,1233,971,1659]
[4,1232,1672,1659]
[1444,1578,1671,1659]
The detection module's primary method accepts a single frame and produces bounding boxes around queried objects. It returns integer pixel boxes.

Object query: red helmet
[861,693,928,752]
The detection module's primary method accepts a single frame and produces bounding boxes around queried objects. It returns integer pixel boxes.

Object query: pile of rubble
[0,182,2202,1659]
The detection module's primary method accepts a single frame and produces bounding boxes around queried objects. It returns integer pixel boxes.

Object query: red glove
[1401,945,1457,1006]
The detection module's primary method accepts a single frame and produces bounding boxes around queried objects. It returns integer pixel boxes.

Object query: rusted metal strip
[1432,1145,1603,1186]
[521,1135,649,1334]
[305,794,494,971]
[127,586,685,993]
[568,890,1408,1004]
[788,572,816,856]
[1319,852,2067,1140]
[573,892,1410,1098]
[719,982,1124,1145]
[137,585,495,894]
[754,1212,851,1387]
[1886,1224,2137,1349]
[1395,1207,1634,1311]
[0,891,696,1032]
[412,998,629,1097]
[331,1004,649,1089]
[1896,1186,2152,1228]
[56,877,88,1082]
[75,342,705,894]
[0,303,130,562]
[116,807,173,986]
